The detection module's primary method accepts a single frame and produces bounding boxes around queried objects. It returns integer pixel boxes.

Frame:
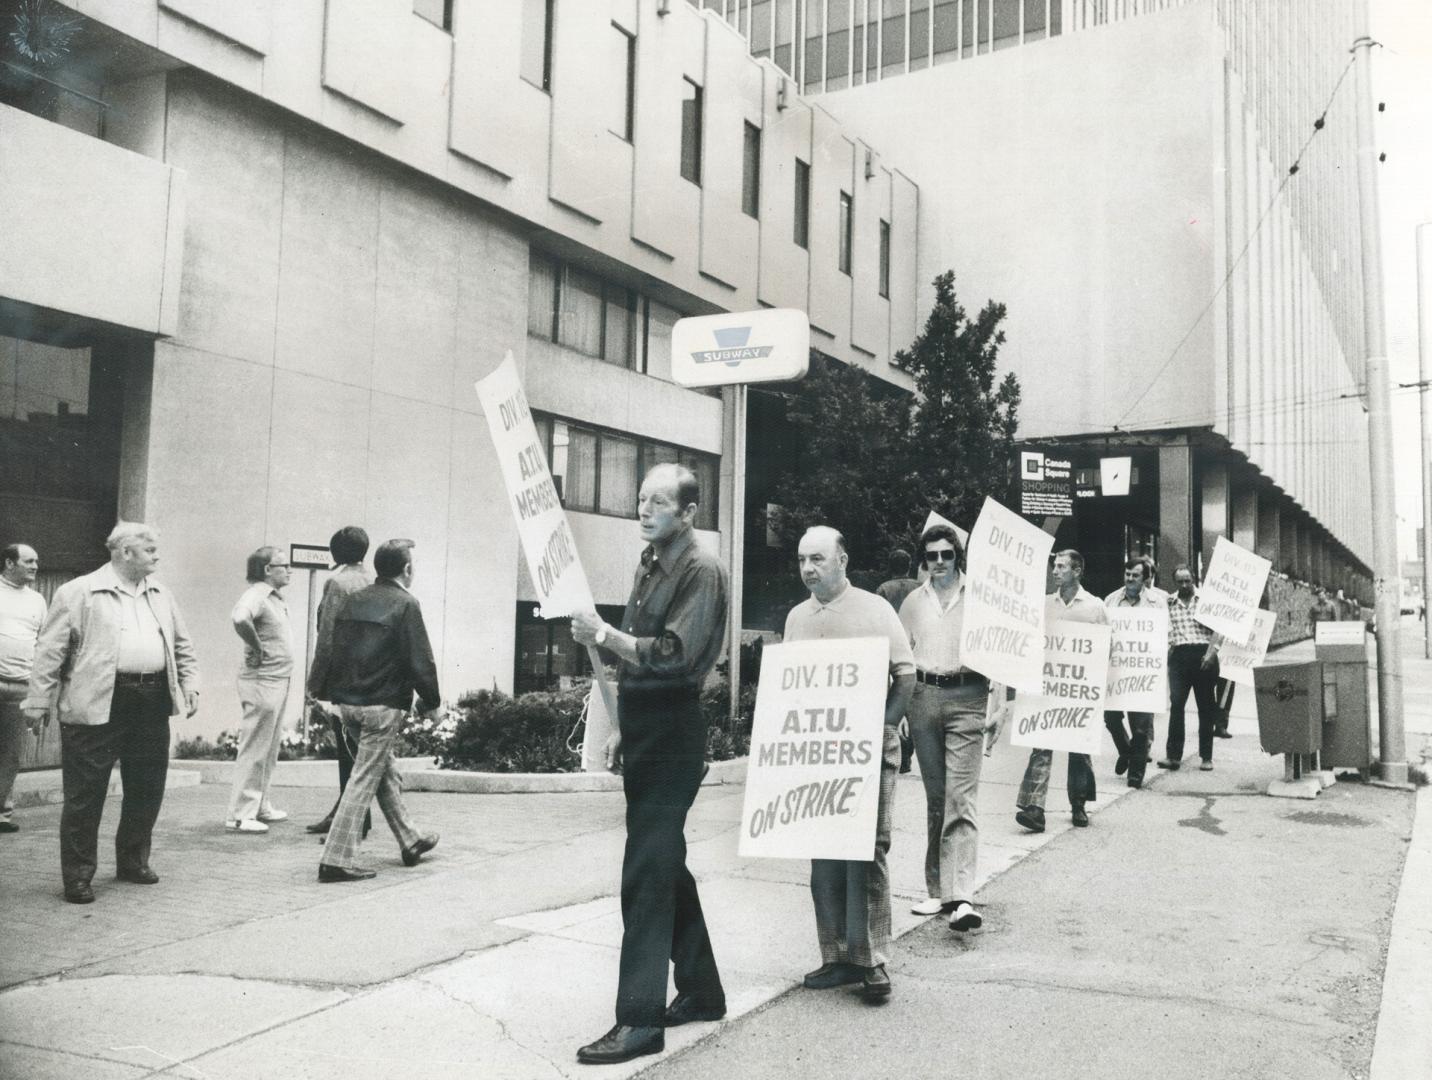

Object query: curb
[167,755,750,794]
[12,768,202,809]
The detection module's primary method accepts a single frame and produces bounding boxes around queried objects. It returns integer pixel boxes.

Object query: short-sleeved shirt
[1104,586,1168,611]
[785,582,916,684]
[1168,589,1215,646]
[875,577,919,613]
[0,578,46,682]
[107,566,167,674]
[1046,586,1110,626]
[615,529,728,694]
[232,581,294,678]
[898,578,967,674]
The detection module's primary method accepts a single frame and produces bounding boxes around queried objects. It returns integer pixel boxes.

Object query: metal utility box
[1254,660,1324,755]
[1314,621,1372,770]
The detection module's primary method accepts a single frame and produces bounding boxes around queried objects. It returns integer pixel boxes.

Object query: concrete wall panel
[452,224,529,410]
[698,17,762,299]
[156,8,263,96]
[549,0,624,223]
[262,0,326,120]
[159,0,273,55]
[757,84,812,313]
[272,137,380,387]
[165,79,283,365]
[321,0,417,124]
[630,2,704,264]
[448,0,550,184]
[849,146,889,362]
[888,170,919,361]
[806,106,854,343]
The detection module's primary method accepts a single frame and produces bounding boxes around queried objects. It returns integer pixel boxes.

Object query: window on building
[751,0,773,58]
[541,415,720,530]
[528,252,560,340]
[742,121,761,219]
[680,78,703,185]
[514,602,625,694]
[879,220,891,298]
[413,0,453,30]
[774,0,795,74]
[1022,0,1047,40]
[881,3,906,77]
[838,191,853,275]
[644,300,680,381]
[992,0,1020,49]
[520,0,554,92]
[933,0,960,60]
[603,285,637,368]
[793,159,811,248]
[802,0,825,93]
[909,0,931,68]
[531,254,684,374]
[559,267,604,358]
[612,23,635,141]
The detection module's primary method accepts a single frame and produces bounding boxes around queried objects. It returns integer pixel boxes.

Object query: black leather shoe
[803,961,864,989]
[1015,806,1045,833]
[860,964,892,1001]
[1127,774,1144,789]
[1071,803,1090,827]
[1156,759,1182,770]
[304,815,334,835]
[576,1024,664,1065]
[663,992,726,1026]
[401,833,439,867]
[117,865,159,885]
[0,820,18,833]
[317,863,377,883]
[1214,728,1233,739]
[64,882,95,904]
[1114,753,1129,776]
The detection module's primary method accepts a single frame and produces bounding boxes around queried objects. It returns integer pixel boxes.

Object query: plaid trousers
[319,705,421,869]
[1017,747,1097,810]
[810,726,900,969]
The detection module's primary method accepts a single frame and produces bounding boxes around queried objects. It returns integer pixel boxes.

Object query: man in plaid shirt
[1159,565,1221,772]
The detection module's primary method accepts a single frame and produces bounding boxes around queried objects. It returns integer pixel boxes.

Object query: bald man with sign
[783,526,915,1003]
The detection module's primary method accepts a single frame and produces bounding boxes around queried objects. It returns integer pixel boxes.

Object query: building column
[1158,443,1195,590]
[1280,512,1298,578]
[1200,458,1230,574]
[1257,498,1281,570]
[1295,519,1312,580]
[1232,483,1258,552]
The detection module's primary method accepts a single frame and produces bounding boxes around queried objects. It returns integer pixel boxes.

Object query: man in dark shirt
[307,538,440,883]
[570,463,728,1066]
[875,548,919,612]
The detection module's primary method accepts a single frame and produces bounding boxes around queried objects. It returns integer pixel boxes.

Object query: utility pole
[1418,222,1432,659]
[1352,24,1406,783]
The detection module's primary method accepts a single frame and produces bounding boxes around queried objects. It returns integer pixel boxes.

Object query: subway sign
[670,308,810,388]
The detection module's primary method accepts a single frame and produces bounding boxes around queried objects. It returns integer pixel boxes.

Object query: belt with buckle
[916,669,983,688]
[115,671,166,686]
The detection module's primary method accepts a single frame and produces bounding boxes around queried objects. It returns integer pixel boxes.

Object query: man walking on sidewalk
[898,522,1008,932]
[308,539,439,884]
[1015,549,1107,833]
[306,526,372,838]
[1104,557,1166,789]
[0,543,46,833]
[1160,565,1221,773]
[570,464,730,1066]
[23,523,199,904]
[784,526,915,1003]
[225,546,294,834]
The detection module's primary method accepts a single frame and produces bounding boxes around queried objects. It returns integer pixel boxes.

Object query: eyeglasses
[923,549,957,564]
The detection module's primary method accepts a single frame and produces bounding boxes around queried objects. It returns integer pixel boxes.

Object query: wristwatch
[594,624,608,646]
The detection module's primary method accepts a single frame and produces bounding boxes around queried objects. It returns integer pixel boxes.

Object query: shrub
[173,733,236,760]
[438,687,586,773]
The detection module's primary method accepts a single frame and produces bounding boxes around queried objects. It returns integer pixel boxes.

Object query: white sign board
[1218,609,1278,686]
[1100,456,1132,497]
[961,497,1054,693]
[1010,620,1111,755]
[670,308,810,388]
[1195,536,1272,647]
[475,353,596,619]
[1105,607,1169,712]
[1315,621,1366,647]
[289,544,331,570]
[739,637,889,861]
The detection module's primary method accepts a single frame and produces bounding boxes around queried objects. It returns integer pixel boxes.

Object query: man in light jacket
[23,522,199,905]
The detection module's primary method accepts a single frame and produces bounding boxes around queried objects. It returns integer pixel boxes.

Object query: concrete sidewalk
[1,619,1428,1079]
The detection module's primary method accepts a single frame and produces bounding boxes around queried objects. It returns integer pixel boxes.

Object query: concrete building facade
[0,0,919,741]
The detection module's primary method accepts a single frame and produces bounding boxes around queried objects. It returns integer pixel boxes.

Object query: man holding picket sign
[1015,550,1109,832]
[1103,557,1167,789]
[899,520,1010,932]
[784,526,915,1002]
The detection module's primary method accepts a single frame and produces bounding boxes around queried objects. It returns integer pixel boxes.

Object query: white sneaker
[225,818,269,833]
[948,901,983,932]
[911,897,947,916]
[257,808,288,823]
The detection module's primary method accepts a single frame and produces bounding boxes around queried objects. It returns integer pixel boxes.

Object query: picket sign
[1009,620,1111,755]
[960,497,1054,693]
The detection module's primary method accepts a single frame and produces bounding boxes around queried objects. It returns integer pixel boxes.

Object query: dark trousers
[614,685,723,1027]
[321,708,369,833]
[1104,710,1154,782]
[59,681,172,888]
[1167,645,1219,763]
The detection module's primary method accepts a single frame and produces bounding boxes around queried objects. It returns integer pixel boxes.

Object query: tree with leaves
[766,271,1020,572]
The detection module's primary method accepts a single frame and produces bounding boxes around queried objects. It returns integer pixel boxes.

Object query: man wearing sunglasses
[1015,549,1108,832]
[898,523,1009,934]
